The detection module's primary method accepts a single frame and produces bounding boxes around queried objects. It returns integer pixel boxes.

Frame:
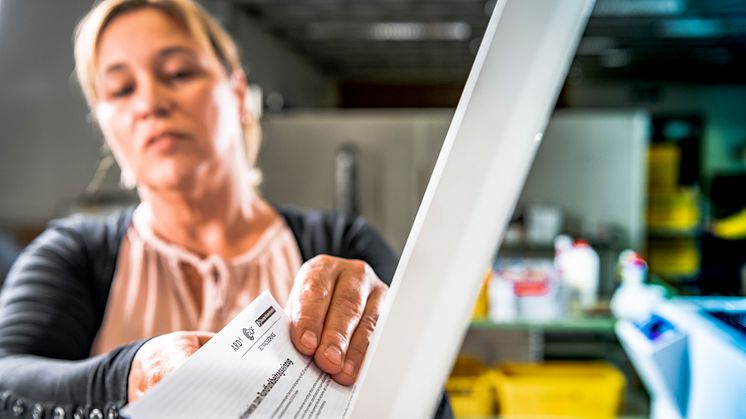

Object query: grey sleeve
[0,216,143,418]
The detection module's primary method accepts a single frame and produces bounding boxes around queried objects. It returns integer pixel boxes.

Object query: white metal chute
[346,1,596,417]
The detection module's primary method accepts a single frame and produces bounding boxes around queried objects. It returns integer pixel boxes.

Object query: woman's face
[94,8,246,192]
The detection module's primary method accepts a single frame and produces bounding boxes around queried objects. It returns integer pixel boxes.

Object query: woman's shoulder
[45,206,135,248]
[3,207,136,312]
[272,204,397,283]
[274,204,368,238]
[17,206,136,269]
[274,204,334,223]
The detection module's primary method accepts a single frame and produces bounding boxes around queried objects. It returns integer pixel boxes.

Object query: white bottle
[553,235,573,314]
[610,251,663,322]
[562,239,600,308]
[553,235,573,282]
[489,269,517,322]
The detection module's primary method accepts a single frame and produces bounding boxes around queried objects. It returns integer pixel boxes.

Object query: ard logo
[242,327,255,341]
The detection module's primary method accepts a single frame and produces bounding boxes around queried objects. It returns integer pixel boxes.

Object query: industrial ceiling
[231,0,746,86]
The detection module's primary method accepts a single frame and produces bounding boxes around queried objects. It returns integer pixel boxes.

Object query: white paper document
[122,291,355,419]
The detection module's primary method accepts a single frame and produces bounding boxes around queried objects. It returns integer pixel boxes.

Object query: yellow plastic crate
[647,187,699,231]
[648,144,680,192]
[447,357,495,417]
[493,362,625,419]
[647,238,700,278]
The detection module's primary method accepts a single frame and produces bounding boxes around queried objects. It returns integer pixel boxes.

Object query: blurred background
[1,0,746,417]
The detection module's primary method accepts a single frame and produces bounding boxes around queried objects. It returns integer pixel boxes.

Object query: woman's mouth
[145,131,187,152]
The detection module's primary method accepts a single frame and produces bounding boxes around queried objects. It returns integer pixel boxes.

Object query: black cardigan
[0,206,452,418]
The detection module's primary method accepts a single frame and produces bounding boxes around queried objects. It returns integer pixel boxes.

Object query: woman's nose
[132,78,171,118]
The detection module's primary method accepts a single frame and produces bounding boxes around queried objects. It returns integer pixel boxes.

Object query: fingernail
[301,330,318,349]
[343,360,355,376]
[324,345,343,366]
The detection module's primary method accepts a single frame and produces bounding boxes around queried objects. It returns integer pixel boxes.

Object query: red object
[574,239,590,247]
[513,278,550,296]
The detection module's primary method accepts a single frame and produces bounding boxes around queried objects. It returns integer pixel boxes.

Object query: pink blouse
[92,205,302,355]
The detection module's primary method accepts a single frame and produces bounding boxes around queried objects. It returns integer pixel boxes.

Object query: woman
[0,1,451,417]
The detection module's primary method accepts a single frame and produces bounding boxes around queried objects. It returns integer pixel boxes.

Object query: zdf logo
[243,327,255,341]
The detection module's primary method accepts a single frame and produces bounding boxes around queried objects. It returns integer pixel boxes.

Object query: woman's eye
[111,84,134,98]
[166,69,196,81]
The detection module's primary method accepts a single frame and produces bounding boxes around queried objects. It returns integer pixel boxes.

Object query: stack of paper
[123,291,354,419]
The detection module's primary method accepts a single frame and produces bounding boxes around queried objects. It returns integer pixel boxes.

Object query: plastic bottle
[553,235,573,282]
[488,267,517,322]
[553,235,573,314]
[610,251,664,322]
[618,250,646,287]
[561,239,600,309]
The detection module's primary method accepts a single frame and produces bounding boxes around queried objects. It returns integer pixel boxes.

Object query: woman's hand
[128,331,215,403]
[286,255,388,386]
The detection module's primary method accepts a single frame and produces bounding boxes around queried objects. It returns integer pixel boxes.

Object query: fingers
[331,284,386,385]
[192,331,216,347]
[313,261,372,374]
[167,331,214,362]
[128,356,147,403]
[287,256,337,357]
[128,331,215,403]
[287,255,388,383]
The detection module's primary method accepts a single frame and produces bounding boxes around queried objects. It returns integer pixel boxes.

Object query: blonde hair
[74,0,261,188]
